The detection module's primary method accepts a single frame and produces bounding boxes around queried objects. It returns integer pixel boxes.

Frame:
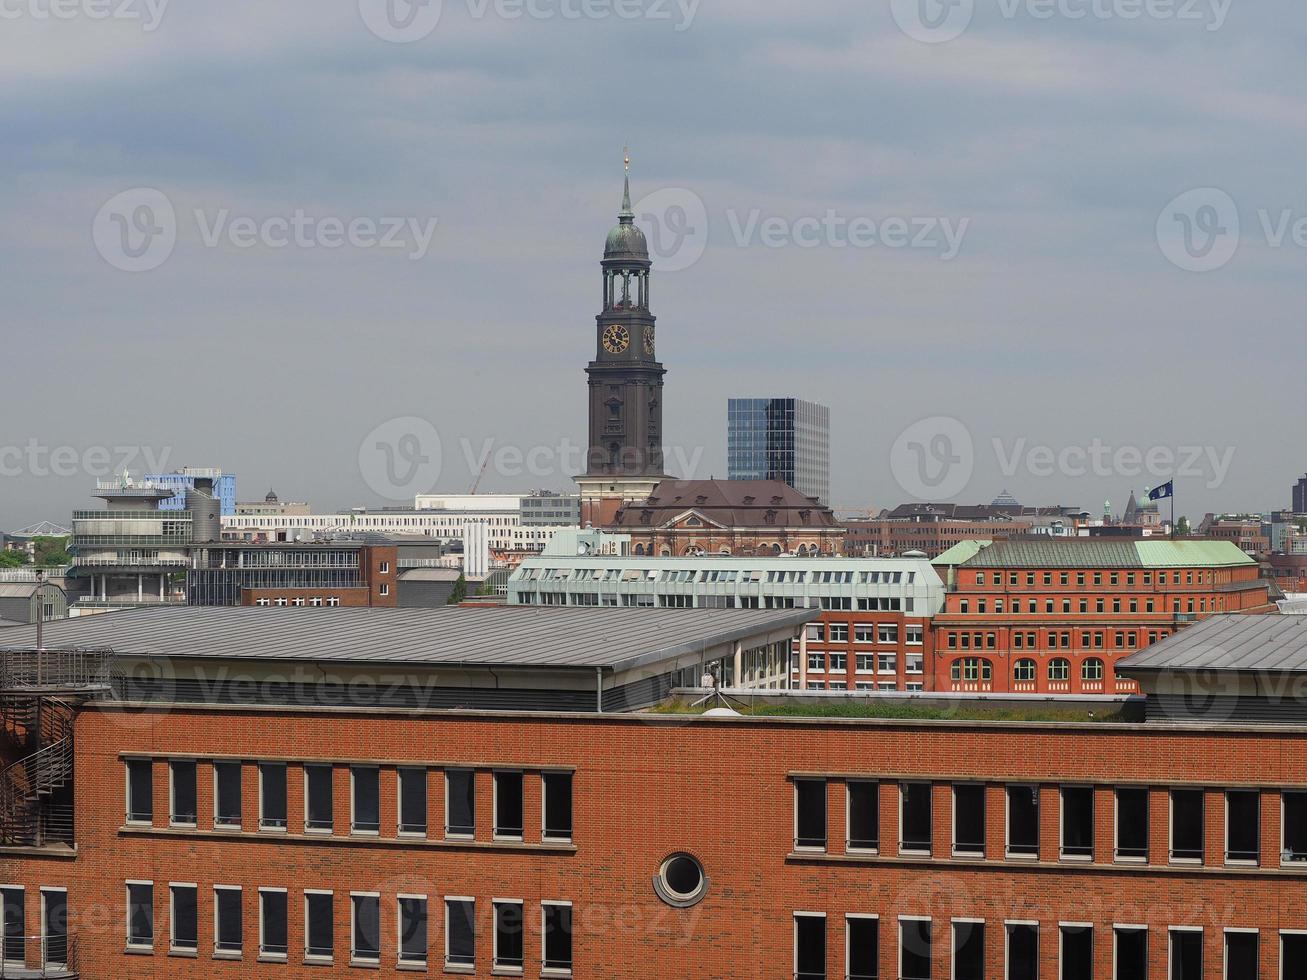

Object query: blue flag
[1149,481,1174,501]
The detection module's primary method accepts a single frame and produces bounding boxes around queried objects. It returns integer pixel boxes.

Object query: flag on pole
[1149,481,1174,502]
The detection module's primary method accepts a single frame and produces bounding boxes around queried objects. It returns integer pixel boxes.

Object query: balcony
[0,935,78,978]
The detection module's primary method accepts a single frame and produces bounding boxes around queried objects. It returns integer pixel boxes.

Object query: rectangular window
[351,893,380,964]
[494,901,525,972]
[259,889,288,959]
[399,767,428,836]
[1224,931,1257,980]
[2,887,24,968]
[305,891,333,961]
[213,761,242,829]
[1061,787,1094,859]
[954,921,984,980]
[305,765,333,833]
[494,771,525,839]
[1060,925,1092,980]
[127,881,153,949]
[847,781,879,852]
[259,762,287,831]
[1007,923,1038,980]
[446,770,475,838]
[170,884,197,953]
[542,903,573,975]
[541,771,574,842]
[214,886,241,955]
[1114,926,1147,980]
[795,779,827,849]
[398,896,428,966]
[1281,934,1307,978]
[1226,790,1259,863]
[126,759,153,824]
[794,913,826,980]
[445,899,476,969]
[1116,788,1149,861]
[954,784,985,857]
[901,782,932,854]
[1170,929,1202,980]
[1171,789,1204,862]
[847,916,878,980]
[1008,785,1039,857]
[351,766,380,834]
[1283,792,1307,863]
[900,918,931,980]
[169,761,197,826]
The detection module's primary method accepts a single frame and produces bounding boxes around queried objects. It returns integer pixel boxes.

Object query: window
[259,889,288,959]
[351,893,380,964]
[1060,924,1092,980]
[336,766,378,837]
[1165,788,1203,863]
[901,782,932,854]
[1061,787,1094,859]
[214,886,241,956]
[170,884,197,953]
[1082,658,1104,681]
[41,888,66,969]
[829,653,847,672]
[493,901,525,972]
[953,920,984,980]
[126,881,153,949]
[1014,659,1036,682]
[1170,929,1202,980]
[829,623,849,642]
[445,899,476,969]
[399,767,428,836]
[954,784,985,856]
[398,896,428,966]
[905,653,924,674]
[1226,790,1259,863]
[950,657,992,683]
[1224,931,1257,980]
[847,781,879,852]
[906,626,924,645]
[1282,934,1307,978]
[213,761,241,829]
[1049,659,1071,681]
[539,903,572,975]
[446,769,475,838]
[494,771,525,839]
[877,653,897,674]
[794,913,826,980]
[379,584,389,596]
[305,891,333,961]
[847,915,878,980]
[1007,922,1038,980]
[795,779,827,849]
[1283,791,1307,863]
[3,887,24,968]
[1109,787,1148,862]
[259,762,287,830]
[1008,785,1039,857]
[541,771,573,842]
[856,654,875,672]
[878,624,898,644]
[167,760,197,826]
[900,918,932,980]
[305,764,333,833]
[126,759,153,824]
[855,625,876,644]
[1114,926,1147,980]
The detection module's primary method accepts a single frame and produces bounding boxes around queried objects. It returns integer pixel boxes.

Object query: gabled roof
[1119,614,1307,674]
[953,539,1256,569]
[613,480,840,530]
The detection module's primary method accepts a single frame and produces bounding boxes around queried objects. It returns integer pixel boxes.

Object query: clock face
[643,328,655,355]
[602,323,630,354]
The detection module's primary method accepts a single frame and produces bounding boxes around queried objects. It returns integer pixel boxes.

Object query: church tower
[576,153,667,527]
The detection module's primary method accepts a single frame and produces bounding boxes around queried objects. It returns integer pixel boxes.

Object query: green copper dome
[604,174,649,262]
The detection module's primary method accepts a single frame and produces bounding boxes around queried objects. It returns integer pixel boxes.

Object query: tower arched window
[1048,658,1071,681]
[1013,658,1036,682]
[1082,658,1104,681]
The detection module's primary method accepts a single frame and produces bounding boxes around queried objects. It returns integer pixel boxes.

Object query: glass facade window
[727,398,830,504]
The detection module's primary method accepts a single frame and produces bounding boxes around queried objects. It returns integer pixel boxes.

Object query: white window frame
[303,889,334,963]
[899,915,931,980]
[541,770,573,844]
[846,780,879,855]
[444,896,476,972]
[1222,927,1257,980]
[793,911,826,979]
[1169,926,1203,980]
[397,893,429,967]
[125,879,154,951]
[844,913,878,980]
[952,918,985,980]
[350,891,381,965]
[124,757,152,827]
[1058,923,1093,980]
[444,770,474,840]
[1114,787,1148,864]
[212,760,242,830]
[1004,920,1038,980]
[258,887,289,961]
[1282,792,1307,866]
[397,766,429,838]
[492,898,526,974]
[541,900,574,978]
[1280,930,1307,980]
[169,882,198,954]
[1005,784,1039,861]
[212,885,242,958]
[1224,789,1259,866]
[258,762,287,833]
[1169,788,1204,865]
[952,783,985,858]
[303,764,333,835]
[39,887,66,970]
[493,770,525,842]
[350,766,380,837]
[900,781,932,856]
[168,760,197,828]
[0,886,24,971]
[794,778,827,852]
[1112,924,1148,980]
[1059,786,1094,862]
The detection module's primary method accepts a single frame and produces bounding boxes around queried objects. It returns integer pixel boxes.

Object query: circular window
[653,852,708,908]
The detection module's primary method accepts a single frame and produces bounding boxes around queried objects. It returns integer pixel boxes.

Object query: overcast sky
[1,0,1303,529]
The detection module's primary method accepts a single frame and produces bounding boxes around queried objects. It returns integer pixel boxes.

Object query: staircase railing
[0,933,78,977]
[0,699,76,847]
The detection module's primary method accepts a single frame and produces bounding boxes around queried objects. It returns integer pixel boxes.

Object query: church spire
[620,146,633,220]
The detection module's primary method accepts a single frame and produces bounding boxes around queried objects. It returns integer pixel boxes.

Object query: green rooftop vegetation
[649,698,1132,724]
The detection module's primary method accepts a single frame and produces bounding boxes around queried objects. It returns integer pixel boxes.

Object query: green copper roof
[952,538,1255,569]
[932,540,993,566]
[1134,540,1257,568]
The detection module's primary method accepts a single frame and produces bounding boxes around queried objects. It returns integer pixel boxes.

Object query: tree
[33,537,72,566]
[1175,516,1191,537]
[0,550,26,569]
[447,573,468,605]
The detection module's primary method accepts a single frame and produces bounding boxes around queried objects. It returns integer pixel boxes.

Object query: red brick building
[929,539,1274,696]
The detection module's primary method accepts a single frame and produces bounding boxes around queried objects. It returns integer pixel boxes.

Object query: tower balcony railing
[72,558,190,568]
[0,649,116,694]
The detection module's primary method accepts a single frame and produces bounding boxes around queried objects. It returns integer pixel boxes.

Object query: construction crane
[468,456,490,495]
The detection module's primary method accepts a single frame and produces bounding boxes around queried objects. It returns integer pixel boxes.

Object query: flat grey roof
[1118,614,1307,673]
[0,605,815,673]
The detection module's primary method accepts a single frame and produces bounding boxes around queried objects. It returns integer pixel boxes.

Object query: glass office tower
[727,398,830,504]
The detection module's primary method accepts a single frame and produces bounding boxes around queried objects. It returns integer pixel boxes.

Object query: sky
[1,0,1304,529]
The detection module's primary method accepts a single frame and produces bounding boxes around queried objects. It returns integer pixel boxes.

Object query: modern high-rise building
[146,467,237,516]
[727,397,831,504]
[1294,474,1307,514]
